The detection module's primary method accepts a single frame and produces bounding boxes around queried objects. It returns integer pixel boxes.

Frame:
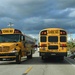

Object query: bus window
[40,36,46,42]
[0,34,20,42]
[48,36,58,42]
[21,35,24,41]
[60,36,66,42]
[23,36,25,41]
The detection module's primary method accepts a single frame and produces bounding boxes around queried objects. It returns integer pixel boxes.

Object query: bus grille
[48,45,58,50]
[0,46,9,52]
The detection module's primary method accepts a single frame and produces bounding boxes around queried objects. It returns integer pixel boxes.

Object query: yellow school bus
[0,27,36,63]
[39,28,67,60]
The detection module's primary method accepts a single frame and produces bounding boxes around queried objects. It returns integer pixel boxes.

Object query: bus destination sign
[48,30,58,34]
[2,30,14,34]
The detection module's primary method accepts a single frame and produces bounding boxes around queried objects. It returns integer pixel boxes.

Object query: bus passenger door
[20,35,26,56]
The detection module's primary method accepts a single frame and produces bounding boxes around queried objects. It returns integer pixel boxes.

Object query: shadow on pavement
[0,57,72,65]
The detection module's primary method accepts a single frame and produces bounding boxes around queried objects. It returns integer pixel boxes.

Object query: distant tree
[67,42,75,52]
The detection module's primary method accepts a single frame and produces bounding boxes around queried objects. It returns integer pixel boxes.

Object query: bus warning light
[41,30,47,35]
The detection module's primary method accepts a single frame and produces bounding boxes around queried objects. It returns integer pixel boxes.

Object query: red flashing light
[40,44,47,47]
[60,30,66,35]
[14,31,19,33]
[44,32,47,34]
[41,30,47,35]
[41,32,44,35]
[60,44,67,47]
[63,32,65,34]
[60,32,63,34]
[60,31,66,35]
[14,29,21,34]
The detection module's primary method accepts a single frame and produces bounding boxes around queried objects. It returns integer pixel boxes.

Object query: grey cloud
[18,17,74,30]
[53,0,75,9]
[0,0,74,19]
[0,0,75,36]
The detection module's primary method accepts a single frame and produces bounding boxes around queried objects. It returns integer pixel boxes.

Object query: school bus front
[0,28,36,63]
[0,28,24,63]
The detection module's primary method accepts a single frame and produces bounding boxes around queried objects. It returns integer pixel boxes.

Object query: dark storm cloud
[56,0,75,9]
[0,0,75,37]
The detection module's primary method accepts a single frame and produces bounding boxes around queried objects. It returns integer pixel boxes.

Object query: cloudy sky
[0,0,75,40]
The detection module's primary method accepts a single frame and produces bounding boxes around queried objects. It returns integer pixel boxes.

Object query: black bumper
[0,53,16,56]
[0,52,18,59]
[40,52,67,56]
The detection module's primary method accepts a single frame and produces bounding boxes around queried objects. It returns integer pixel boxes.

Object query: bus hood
[0,43,16,46]
[0,43,17,52]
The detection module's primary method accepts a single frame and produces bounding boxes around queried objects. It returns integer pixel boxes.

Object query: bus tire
[27,50,32,59]
[16,51,21,64]
[41,56,45,60]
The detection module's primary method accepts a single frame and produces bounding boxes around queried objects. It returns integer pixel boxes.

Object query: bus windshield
[0,34,20,42]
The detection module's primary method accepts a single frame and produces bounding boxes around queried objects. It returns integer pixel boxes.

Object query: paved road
[0,51,75,75]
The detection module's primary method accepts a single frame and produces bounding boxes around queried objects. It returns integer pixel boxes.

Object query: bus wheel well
[16,50,21,64]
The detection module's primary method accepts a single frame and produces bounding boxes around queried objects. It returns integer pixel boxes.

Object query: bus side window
[21,35,24,41]
[23,36,25,41]
[21,35,25,41]
[21,35,26,47]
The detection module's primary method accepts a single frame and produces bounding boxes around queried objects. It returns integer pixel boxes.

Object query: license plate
[51,54,56,55]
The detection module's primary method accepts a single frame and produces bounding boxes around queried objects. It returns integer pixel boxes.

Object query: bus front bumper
[0,52,18,58]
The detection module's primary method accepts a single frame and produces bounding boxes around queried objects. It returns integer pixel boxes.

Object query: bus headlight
[10,50,18,55]
[10,50,18,53]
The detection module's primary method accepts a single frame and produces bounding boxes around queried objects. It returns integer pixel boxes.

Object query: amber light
[41,32,44,35]
[14,30,19,33]
[60,30,66,35]
[41,31,47,35]
[60,32,63,34]
[63,32,65,34]
[44,32,47,34]
[14,29,21,34]
[40,44,47,47]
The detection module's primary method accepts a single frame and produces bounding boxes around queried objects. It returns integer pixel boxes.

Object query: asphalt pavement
[0,51,75,75]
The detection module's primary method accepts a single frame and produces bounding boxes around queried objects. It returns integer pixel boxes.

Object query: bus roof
[40,28,66,33]
[0,28,22,34]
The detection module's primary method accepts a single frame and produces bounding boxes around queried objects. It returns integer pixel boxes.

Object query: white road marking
[65,58,75,67]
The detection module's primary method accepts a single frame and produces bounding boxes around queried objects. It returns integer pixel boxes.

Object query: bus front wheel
[16,52,21,64]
